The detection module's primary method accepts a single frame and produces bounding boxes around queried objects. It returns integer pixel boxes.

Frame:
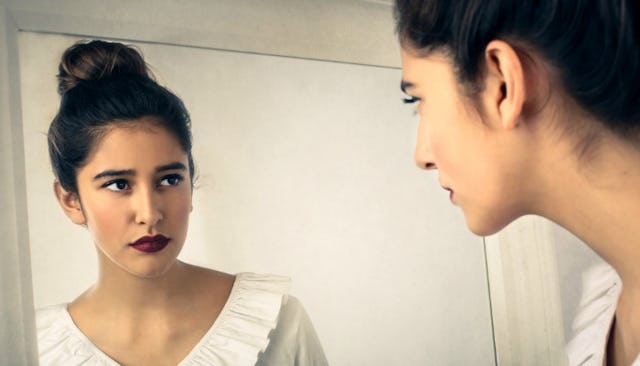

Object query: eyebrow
[92,162,187,181]
[93,169,135,181]
[400,80,415,94]
[156,162,187,173]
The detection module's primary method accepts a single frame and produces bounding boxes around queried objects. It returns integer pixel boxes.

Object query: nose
[414,129,437,170]
[134,187,163,226]
[415,151,437,170]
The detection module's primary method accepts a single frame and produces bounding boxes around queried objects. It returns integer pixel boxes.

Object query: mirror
[19,30,495,365]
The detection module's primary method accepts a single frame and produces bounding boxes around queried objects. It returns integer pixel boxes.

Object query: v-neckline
[61,275,240,365]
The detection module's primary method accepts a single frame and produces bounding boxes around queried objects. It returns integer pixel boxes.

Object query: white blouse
[36,273,328,366]
[566,263,640,366]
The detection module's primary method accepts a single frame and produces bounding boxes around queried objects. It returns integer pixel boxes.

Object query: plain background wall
[19,32,496,365]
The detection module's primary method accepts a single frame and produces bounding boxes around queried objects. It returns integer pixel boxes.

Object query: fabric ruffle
[36,272,290,366]
[37,304,119,365]
[179,273,290,365]
[566,263,621,366]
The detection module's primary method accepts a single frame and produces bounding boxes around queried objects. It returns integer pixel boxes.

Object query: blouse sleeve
[256,295,329,366]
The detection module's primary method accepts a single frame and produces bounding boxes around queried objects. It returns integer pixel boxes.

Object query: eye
[403,95,422,116]
[402,95,421,104]
[159,174,184,187]
[103,179,130,192]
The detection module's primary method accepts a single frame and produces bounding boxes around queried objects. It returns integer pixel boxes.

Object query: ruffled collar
[37,273,290,366]
[565,263,640,366]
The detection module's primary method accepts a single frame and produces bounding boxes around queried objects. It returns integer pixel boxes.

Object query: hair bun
[57,40,151,95]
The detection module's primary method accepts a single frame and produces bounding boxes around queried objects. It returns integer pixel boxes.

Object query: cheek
[167,192,192,225]
[418,101,455,158]
[174,202,191,223]
[84,199,126,238]
[430,107,483,175]
[429,137,457,179]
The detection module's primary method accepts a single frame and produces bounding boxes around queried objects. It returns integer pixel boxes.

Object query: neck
[531,126,640,364]
[90,257,193,311]
[536,133,640,286]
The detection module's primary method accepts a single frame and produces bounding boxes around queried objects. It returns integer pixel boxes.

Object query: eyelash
[402,96,421,104]
[102,174,185,192]
[103,179,129,192]
[159,174,184,187]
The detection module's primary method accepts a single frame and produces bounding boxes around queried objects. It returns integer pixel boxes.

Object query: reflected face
[74,118,192,278]
[401,48,524,236]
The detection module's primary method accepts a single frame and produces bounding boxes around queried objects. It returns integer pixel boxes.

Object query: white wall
[19,32,496,365]
[0,3,38,364]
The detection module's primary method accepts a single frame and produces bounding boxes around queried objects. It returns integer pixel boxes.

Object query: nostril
[425,162,436,170]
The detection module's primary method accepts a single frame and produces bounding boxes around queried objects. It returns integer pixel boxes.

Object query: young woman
[36,40,328,366]
[394,1,640,365]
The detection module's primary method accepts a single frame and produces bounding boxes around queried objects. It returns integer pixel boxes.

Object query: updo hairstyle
[48,40,195,194]
[395,0,640,140]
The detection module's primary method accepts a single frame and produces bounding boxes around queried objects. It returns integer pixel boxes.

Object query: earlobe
[484,40,526,131]
[53,181,86,225]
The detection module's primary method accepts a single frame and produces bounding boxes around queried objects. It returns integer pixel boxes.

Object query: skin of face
[401,46,531,236]
[56,118,193,279]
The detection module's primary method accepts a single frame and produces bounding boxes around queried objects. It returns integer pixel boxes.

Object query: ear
[53,180,86,225]
[483,40,525,130]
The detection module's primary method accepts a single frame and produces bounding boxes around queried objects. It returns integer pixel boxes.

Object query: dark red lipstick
[443,187,454,202]
[130,234,170,253]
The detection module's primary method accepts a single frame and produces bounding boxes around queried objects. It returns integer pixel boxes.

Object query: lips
[129,234,170,253]
[442,187,454,202]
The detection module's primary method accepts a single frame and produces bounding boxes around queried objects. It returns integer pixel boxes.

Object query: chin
[466,223,502,237]
[463,209,519,237]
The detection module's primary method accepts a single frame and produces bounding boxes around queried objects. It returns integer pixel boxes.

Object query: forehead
[85,119,187,169]
[401,47,454,88]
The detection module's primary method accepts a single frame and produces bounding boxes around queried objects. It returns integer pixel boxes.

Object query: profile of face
[55,118,193,278]
[401,46,530,236]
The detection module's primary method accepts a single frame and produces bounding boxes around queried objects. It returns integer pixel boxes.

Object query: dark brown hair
[395,0,640,139]
[48,40,195,193]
